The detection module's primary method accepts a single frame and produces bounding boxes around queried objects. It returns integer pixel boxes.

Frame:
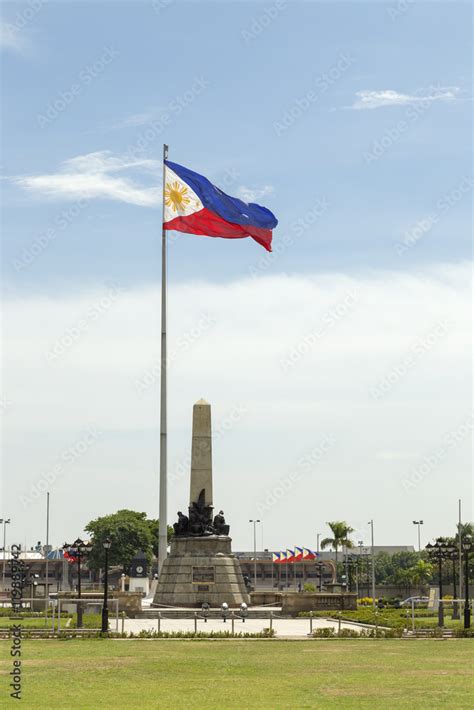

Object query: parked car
[400,596,429,606]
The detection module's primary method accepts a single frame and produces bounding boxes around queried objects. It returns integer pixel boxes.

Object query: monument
[153,399,250,607]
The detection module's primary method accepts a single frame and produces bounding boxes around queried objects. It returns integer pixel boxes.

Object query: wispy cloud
[110,110,161,130]
[350,87,461,110]
[238,185,274,202]
[10,151,161,207]
[0,21,30,55]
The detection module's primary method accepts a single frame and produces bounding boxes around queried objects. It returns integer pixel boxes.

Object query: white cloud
[110,111,160,130]
[2,263,471,547]
[350,87,461,110]
[0,21,30,55]
[238,185,274,202]
[10,151,161,207]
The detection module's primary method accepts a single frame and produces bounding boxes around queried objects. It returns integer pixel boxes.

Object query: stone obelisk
[153,400,250,608]
[189,399,213,507]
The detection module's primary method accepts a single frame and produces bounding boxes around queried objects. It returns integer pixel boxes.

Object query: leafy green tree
[148,518,174,558]
[374,552,393,584]
[385,550,420,586]
[409,559,433,594]
[84,509,171,572]
[321,522,355,569]
[390,567,413,595]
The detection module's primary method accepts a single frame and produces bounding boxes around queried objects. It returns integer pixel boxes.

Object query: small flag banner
[272,548,319,562]
[63,549,78,564]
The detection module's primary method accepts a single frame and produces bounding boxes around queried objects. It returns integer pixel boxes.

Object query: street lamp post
[461,535,472,629]
[63,538,92,628]
[412,520,424,552]
[449,549,460,620]
[368,520,375,607]
[249,520,260,591]
[101,538,112,633]
[316,533,321,555]
[346,557,356,593]
[0,519,11,591]
[426,538,456,627]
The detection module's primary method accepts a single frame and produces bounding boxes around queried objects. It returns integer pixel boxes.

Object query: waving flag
[286,549,295,563]
[279,551,287,563]
[163,160,277,252]
[272,552,281,564]
[63,549,78,564]
[303,548,318,560]
[294,546,303,561]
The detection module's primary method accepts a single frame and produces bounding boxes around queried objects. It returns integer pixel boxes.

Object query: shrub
[313,627,335,638]
[303,583,316,593]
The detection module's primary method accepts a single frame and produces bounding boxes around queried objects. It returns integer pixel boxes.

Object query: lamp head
[103,538,112,550]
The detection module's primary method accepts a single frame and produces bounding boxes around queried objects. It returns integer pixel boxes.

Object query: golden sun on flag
[165,181,191,212]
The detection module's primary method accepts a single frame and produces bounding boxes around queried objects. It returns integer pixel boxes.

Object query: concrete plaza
[116,614,371,638]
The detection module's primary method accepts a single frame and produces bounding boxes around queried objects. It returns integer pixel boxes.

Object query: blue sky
[1,1,472,552]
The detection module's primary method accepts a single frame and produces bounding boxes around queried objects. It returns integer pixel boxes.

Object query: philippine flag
[272,553,281,564]
[163,160,277,252]
[294,546,303,561]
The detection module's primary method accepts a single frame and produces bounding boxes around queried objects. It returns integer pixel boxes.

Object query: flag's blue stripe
[165,160,277,230]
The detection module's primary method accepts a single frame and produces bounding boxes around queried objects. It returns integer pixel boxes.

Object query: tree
[320,521,355,569]
[84,509,171,572]
[409,559,433,594]
[148,518,174,558]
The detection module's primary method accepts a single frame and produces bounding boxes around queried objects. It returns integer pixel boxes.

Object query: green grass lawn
[1,639,473,709]
[0,613,101,630]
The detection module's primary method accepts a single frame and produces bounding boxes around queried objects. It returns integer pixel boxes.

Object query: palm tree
[409,559,433,595]
[320,521,355,572]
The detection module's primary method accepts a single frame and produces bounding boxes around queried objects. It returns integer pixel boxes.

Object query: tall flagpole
[44,492,50,619]
[158,144,169,575]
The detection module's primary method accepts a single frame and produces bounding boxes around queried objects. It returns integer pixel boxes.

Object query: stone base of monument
[153,536,250,608]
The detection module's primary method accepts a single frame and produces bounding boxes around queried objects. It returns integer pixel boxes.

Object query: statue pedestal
[153,536,250,608]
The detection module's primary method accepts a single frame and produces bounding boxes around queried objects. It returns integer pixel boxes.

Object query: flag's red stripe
[164,207,272,252]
